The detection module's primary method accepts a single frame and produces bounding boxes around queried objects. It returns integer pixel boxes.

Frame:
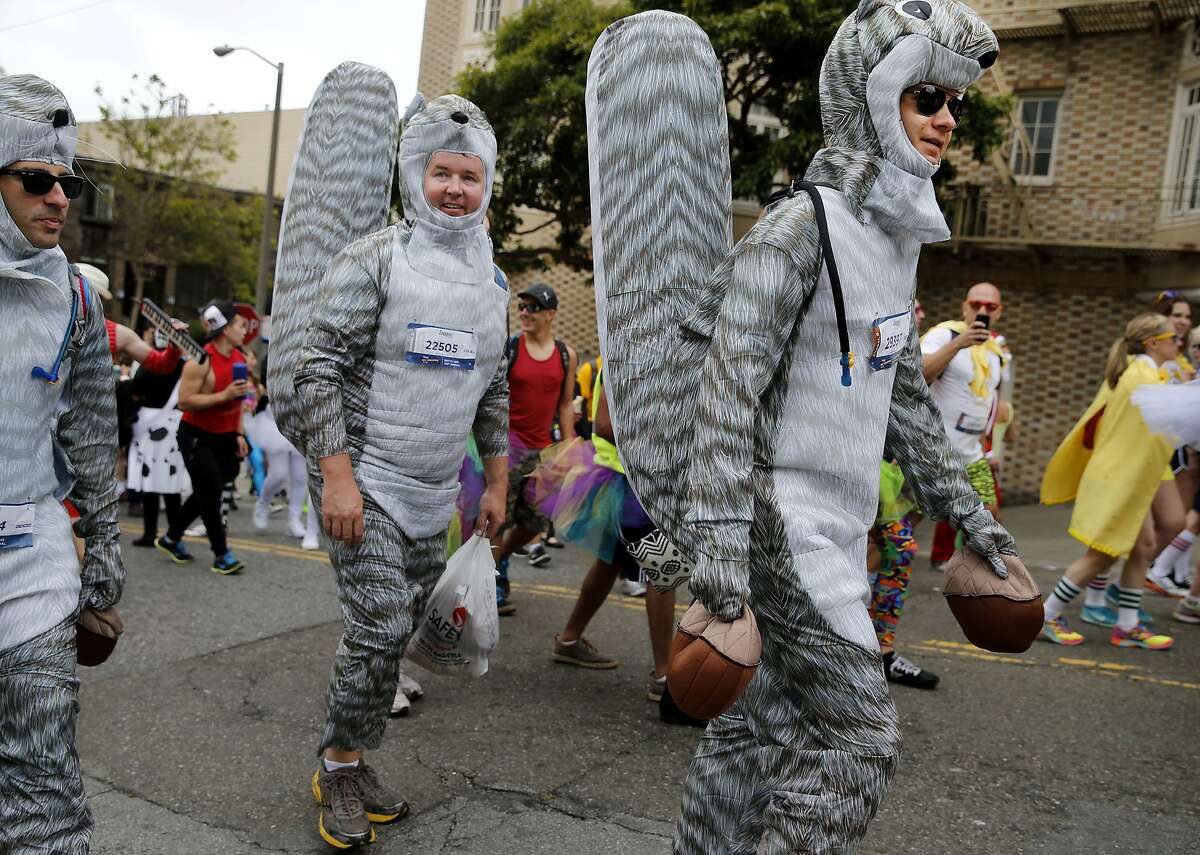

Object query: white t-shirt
[920,326,1005,463]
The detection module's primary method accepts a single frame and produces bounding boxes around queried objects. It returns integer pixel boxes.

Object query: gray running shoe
[528,542,551,566]
[311,765,373,849]
[357,763,409,824]
[552,634,619,669]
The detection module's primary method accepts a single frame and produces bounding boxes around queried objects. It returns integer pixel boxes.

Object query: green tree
[459,0,1011,273]
[459,0,628,273]
[91,74,256,324]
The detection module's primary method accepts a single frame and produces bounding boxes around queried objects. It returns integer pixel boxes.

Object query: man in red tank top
[155,299,250,576]
[494,283,577,614]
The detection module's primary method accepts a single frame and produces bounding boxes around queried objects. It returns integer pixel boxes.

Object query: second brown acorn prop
[942,549,1043,653]
[667,602,762,720]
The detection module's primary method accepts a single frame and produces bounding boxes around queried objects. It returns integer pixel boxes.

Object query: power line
[0,0,112,34]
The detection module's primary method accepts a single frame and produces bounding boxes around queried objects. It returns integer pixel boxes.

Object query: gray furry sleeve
[60,288,124,610]
[472,357,509,460]
[886,324,1018,570]
[686,242,813,564]
[294,238,386,460]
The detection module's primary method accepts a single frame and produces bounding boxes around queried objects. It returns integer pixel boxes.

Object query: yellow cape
[1040,358,1172,557]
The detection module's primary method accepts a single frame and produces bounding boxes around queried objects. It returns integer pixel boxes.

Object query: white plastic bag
[406,534,499,677]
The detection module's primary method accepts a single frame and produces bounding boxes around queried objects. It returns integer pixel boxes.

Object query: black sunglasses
[518,302,545,314]
[905,84,965,122]
[0,168,85,199]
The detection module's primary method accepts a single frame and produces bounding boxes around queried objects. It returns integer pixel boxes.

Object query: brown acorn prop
[667,602,762,720]
[943,549,1043,653]
[76,623,118,667]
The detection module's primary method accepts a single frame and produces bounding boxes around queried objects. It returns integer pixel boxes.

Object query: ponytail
[1104,337,1130,389]
[1106,312,1172,389]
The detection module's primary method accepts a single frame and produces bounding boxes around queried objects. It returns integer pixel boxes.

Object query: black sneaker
[659,685,708,728]
[211,552,244,576]
[154,536,194,564]
[131,535,157,548]
[884,652,940,690]
[528,543,551,566]
[311,764,374,849]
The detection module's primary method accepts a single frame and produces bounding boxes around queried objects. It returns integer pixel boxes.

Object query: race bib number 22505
[406,323,478,370]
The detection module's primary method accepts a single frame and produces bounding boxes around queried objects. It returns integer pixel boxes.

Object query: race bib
[0,502,35,550]
[870,311,911,371]
[956,412,988,435]
[406,323,477,370]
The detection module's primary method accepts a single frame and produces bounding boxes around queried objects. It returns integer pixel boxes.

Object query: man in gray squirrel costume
[0,74,124,854]
[587,2,1014,852]
[272,70,509,849]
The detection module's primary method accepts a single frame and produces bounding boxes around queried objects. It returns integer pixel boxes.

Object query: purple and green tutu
[529,439,651,563]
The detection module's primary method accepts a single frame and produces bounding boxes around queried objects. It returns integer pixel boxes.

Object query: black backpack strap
[555,339,569,379]
[795,180,853,388]
[504,334,520,377]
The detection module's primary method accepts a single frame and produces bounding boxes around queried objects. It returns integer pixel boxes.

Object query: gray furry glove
[955,506,1018,579]
[689,554,751,622]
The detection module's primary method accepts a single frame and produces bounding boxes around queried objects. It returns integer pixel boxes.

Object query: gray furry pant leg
[315,488,447,755]
[675,583,901,855]
[0,619,92,855]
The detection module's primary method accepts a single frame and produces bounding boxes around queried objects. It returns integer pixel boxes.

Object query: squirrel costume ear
[403,93,425,125]
[856,0,880,21]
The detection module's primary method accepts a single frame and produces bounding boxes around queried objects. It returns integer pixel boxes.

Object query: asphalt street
[78,501,1199,855]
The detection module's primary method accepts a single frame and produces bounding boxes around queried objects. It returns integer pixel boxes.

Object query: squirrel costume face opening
[398,94,496,234]
[0,74,77,270]
[822,0,999,179]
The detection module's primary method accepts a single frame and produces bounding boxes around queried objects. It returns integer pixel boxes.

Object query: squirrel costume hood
[0,74,77,283]
[805,0,998,242]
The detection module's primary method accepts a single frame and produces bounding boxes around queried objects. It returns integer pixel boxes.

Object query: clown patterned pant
[674,570,900,855]
[0,619,91,855]
[869,515,918,650]
[314,485,447,754]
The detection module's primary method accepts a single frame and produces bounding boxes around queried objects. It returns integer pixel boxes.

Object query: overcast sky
[0,0,427,121]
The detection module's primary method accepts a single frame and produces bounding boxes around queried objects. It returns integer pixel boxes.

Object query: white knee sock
[1152,531,1195,579]
[1116,585,1143,631]
[1044,577,1082,620]
[1084,576,1108,608]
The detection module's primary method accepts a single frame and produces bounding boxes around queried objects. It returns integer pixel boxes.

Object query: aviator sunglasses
[518,302,545,314]
[0,168,85,200]
[905,84,965,122]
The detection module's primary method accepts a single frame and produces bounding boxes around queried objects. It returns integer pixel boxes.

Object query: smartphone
[231,361,249,397]
[975,313,991,329]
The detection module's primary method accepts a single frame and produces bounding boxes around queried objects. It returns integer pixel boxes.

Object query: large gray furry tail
[268,62,399,454]
[586,11,732,557]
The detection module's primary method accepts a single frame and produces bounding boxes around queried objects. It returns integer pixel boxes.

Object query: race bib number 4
[0,502,35,550]
[406,323,478,370]
[870,311,911,371]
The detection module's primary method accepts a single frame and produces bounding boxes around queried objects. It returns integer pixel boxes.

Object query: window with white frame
[474,0,502,32]
[1165,82,1200,218]
[1010,94,1061,180]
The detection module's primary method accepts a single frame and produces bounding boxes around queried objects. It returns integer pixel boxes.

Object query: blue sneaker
[211,552,244,575]
[495,556,514,615]
[155,536,193,564]
[1081,605,1117,627]
[1104,583,1154,625]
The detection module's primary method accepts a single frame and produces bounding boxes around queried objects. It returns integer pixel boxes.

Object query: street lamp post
[213,44,283,324]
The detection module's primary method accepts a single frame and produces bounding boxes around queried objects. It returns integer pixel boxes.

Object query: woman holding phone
[154,299,250,576]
